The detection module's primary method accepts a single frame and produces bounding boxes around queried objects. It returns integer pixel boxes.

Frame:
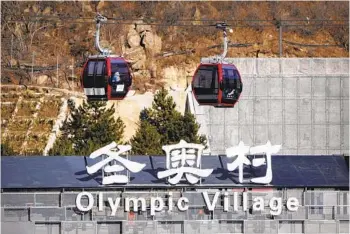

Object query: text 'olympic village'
[76,191,300,216]
[2,139,349,234]
[76,141,298,216]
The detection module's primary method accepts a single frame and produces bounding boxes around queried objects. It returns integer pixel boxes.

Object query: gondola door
[220,65,243,106]
[83,59,108,101]
[192,64,220,105]
[107,59,132,100]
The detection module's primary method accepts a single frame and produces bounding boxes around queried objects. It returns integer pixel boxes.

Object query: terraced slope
[1,86,66,155]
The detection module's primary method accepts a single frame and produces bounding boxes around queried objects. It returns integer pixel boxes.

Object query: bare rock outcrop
[127,29,141,48]
[122,21,163,91]
[36,75,49,85]
[141,32,162,56]
[81,2,93,12]
[135,23,152,34]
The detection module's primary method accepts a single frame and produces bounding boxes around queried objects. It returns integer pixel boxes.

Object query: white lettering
[287,197,299,212]
[86,142,145,185]
[125,197,146,212]
[223,192,229,211]
[168,192,173,211]
[226,141,251,183]
[202,192,220,211]
[108,197,121,216]
[98,192,103,211]
[150,197,165,216]
[252,197,264,211]
[74,192,300,215]
[157,140,213,185]
[269,197,282,216]
[233,192,238,211]
[86,141,283,186]
[243,192,248,211]
[76,192,94,212]
[250,141,281,184]
[177,197,189,211]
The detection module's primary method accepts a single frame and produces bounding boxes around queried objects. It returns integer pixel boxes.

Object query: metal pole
[10,34,13,67]
[95,13,110,55]
[221,29,228,61]
[279,23,283,57]
[56,56,59,88]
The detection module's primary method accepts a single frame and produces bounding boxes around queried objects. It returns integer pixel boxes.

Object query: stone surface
[127,29,141,48]
[135,23,152,34]
[142,31,162,55]
[36,75,49,85]
[133,70,151,80]
[189,58,349,155]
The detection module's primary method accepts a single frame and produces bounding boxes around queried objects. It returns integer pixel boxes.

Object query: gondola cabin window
[192,65,219,104]
[193,65,218,91]
[221,66,242,104]
[111,61,131,87]
[96,61,105,75]
[87,61,95,76]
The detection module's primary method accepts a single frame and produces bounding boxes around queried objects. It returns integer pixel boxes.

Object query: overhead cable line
[5,19,348,28]
[8,14,349,23]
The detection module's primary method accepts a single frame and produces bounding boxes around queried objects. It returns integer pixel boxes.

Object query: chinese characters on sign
[86,140,281,185]
[78,140,290,216]
[157,140,213,184]
[226,141,281,184]
[86,142,146,185]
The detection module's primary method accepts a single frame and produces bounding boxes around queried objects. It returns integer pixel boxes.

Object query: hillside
[1,1,349,155]
[1,86,67,155]
[1,1,349,92]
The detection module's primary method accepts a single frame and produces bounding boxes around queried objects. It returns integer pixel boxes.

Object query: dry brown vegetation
[1,1,348,89]
[38,100,61,118]
[1,86,64,155]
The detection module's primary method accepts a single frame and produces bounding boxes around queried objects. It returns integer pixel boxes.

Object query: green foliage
[49,100,125,156]
[130,121,163,155]
[49,136,75,156]
[1,141,15,156]
[130,88,206,155]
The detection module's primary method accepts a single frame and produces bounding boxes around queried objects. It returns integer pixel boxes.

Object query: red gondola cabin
[192,63,243,107]
[82,55,132,101]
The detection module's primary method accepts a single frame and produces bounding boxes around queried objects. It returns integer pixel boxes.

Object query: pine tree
[131,88,206,154]
[49,100,125,156]
[130,121,163,155]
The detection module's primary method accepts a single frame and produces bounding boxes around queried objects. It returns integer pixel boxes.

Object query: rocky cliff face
[1,1,348,91]
[122,22,162,90]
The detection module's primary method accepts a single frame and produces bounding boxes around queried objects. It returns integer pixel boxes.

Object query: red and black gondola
[81,14,133,101]
[82,55,132,101]
[191,23,243,108]
[192,62,243,107]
